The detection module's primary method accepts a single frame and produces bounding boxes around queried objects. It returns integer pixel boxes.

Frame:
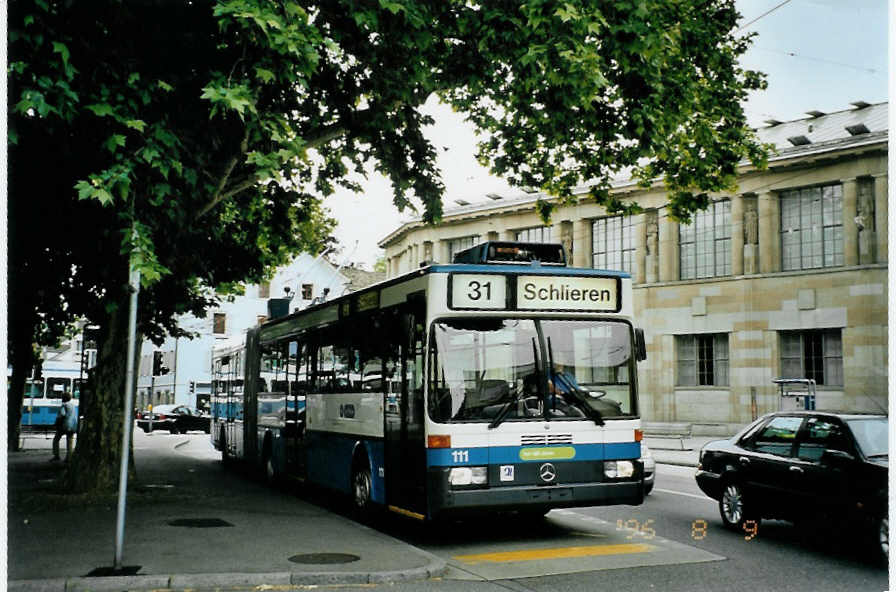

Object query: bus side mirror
[635,328,647,362]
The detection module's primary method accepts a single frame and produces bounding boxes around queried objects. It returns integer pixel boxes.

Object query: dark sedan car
[695,410,888,561]
[137,404,211,434]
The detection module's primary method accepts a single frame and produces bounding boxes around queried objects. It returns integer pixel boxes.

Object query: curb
[9,557,447,592]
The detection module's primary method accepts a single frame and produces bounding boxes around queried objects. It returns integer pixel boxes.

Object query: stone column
[873,174,888,263]
[486,231,499,241]
[645,210,660,283]
[757,190,779,273]
[500,229,516,241]
[634,213,647,284]
[439,239,451,264]
[658,208,678,282]
[857,178,875,264]
[570,218,589,268]
[842,177,859,266]
[730,195,745,276]
[840,177,859,265]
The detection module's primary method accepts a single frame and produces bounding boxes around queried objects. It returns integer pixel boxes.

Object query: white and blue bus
[212,241,647,520]
[19,369,85,431]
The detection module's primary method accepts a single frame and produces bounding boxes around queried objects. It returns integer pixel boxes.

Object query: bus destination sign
[517,275,618,311]
[450,274,507,309]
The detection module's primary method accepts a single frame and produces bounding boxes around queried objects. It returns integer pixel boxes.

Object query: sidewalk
[643,435,728,467]
[8,432,446,592]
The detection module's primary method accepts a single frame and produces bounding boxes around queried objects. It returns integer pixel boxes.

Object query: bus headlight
[604,460,635,479]
[449,466,488,486]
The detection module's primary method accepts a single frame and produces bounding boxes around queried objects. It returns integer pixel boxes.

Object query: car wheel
[645,482,654,496]
[351,461,373,516]
[204,424,211,434]
[719,481,759,533]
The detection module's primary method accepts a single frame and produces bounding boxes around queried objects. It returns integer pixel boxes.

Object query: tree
[8,0,766,492]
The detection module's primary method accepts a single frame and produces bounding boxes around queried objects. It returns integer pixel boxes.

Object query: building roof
[379,101,887,247]
[340,266,387,291]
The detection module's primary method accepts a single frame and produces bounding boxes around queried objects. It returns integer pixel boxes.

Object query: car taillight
[156,414,167,420]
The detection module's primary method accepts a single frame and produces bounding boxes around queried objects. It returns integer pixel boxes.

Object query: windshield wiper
[489,338,538,429]
[553,371,605,426]
[546,337,604,427]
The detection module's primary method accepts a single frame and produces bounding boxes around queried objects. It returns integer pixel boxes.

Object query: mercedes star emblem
[539,463,557,483]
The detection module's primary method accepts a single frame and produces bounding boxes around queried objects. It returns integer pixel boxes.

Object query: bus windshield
[429,318,636,423]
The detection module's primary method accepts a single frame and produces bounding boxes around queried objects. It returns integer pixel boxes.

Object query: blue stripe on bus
[426,441,641,467]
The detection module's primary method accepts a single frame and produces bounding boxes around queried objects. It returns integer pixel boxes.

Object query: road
[162,434,887,592]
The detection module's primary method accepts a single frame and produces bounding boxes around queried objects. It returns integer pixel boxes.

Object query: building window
[258,282,270,298]
[780,329,843,386]
[447,235,481,261]
[680,200,731,279]
[516,226,553,243]
[780,184,843,270]
[676,334,729,386]
[213,313,226,335]
[592,215,634,272]
[301,283,313,300]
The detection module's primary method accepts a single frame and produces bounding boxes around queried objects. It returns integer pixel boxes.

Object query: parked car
[641,442,655,495]
[136,404,211,434]
[695,410,888,561]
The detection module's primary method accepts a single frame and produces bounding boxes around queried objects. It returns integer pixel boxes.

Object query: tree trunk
[66,293,139,493]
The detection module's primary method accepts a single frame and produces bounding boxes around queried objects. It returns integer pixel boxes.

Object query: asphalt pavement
[8,428,726,592]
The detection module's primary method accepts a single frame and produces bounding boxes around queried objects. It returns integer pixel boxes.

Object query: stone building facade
[379,103,888,431]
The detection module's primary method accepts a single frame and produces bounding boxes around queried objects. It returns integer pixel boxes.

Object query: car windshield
[428,318,636,423]
[846,417,889,457]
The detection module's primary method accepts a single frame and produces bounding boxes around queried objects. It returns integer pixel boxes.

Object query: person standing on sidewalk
[51,392,78,462]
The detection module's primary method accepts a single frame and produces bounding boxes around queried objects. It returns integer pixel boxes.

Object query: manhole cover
[288,553,361,565]
[167,518,234,528]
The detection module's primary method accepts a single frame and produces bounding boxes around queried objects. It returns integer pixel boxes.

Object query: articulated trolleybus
[212,241,647,520]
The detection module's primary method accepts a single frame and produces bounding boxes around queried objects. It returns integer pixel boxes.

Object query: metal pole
[114,267,140,570]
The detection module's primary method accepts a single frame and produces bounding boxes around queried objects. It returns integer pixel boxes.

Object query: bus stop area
[8,427,724,592]
[7,433,447,592]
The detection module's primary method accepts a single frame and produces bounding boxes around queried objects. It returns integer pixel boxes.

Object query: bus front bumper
[430,480,644,517]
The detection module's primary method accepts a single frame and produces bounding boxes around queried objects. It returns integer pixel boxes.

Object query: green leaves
[201,83,256,120]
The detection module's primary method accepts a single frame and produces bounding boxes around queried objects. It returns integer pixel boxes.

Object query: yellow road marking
[454,543,652,564]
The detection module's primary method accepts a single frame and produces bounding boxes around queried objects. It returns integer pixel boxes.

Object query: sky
[323,0,890,269]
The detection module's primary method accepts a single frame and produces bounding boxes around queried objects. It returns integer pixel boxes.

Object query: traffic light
[189,381,195,394]
[152,351,170,376]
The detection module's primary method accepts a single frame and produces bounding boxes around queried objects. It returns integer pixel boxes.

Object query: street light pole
[114,266,140,570]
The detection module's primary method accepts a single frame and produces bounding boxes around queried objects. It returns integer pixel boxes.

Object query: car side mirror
[821,449,855,465]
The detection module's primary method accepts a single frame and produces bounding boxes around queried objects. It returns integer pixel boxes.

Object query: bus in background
[212,241,647,521]
[20,370,85,431]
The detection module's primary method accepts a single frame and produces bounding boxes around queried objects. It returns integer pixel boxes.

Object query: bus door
[385,304,428,516]
[285,340,308,477]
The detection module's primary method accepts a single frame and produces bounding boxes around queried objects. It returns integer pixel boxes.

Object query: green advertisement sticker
[519,446,576,461]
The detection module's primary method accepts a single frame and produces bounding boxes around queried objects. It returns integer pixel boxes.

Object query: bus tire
[220,427,232,467]
[263,438,278,486]
[351,460,373,516]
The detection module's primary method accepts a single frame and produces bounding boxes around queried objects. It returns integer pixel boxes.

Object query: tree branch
[196,128,250,219]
